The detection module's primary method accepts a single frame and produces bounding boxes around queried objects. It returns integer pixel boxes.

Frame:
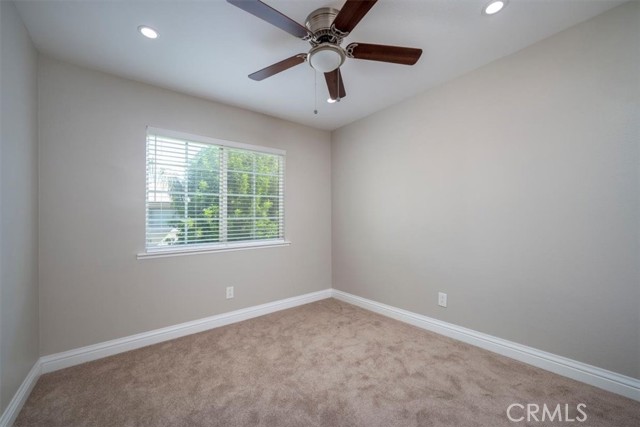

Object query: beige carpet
[15,299,640,426]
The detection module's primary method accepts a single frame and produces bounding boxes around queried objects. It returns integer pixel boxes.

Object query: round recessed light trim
[483,0,508,15]
[138,25,159,39]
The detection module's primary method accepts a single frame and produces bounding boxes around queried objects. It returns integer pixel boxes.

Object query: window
[144,128,286,256]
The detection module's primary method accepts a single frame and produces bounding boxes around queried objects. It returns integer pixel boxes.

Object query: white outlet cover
[438,292,447,308]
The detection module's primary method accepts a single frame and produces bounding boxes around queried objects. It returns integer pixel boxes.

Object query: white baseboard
[41,288,333,374]
[331,289,640,401]
[0,361,41,427]
[0,288,332,426]
[2,286,637,426]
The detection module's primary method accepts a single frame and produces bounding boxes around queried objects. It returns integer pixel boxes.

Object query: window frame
[138,127,289,259]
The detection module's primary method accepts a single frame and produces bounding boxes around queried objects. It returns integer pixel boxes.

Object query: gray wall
[38,57,332,355]
[332,2,639,378]
[0,0,40,412]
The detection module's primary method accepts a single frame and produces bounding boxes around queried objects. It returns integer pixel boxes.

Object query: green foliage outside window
[167,146,281,245]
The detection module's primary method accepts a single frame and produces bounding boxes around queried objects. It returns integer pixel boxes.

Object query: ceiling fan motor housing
[305,7,347,73]
[305,7,343,44]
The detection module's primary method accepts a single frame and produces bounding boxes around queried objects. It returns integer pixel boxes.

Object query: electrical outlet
[226,286,234,299]
[438,292,447,308]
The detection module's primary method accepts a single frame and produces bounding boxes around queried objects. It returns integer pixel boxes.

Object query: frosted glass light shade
[309,44,345,73]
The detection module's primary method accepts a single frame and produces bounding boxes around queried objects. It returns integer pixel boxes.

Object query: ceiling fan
[227,0,423,101]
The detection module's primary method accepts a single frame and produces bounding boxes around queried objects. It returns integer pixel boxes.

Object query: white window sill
[137,240,291,260]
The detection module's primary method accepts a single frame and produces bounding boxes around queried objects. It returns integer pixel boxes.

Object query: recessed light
[327,98,337,104]
[483,0,507,15]
[138,25,159,39]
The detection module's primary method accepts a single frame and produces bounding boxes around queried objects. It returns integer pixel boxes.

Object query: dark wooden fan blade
[249,54,307,81]
[347,43,422,65]
[227,0,310,39]
[332,0,378,34]
[324,69,346,100]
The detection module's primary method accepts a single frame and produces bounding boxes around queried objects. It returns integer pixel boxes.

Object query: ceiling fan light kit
[308,44,345,73]
[227,0,423,103]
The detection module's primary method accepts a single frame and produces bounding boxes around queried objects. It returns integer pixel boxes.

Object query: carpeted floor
[15,299,640,426]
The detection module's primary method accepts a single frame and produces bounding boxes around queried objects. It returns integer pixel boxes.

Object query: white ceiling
[14,0,624,130]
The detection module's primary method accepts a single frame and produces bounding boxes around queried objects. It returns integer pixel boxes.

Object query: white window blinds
[145,128,285,252]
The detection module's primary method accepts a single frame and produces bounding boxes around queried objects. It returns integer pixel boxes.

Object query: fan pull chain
[314,70,318,115]
[337,70,341,102]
